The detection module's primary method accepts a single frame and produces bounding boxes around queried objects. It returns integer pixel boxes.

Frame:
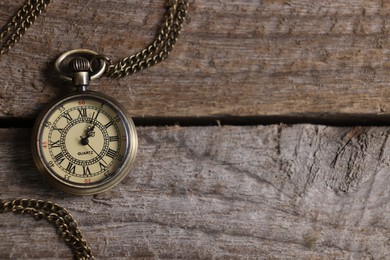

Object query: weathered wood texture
[2,1,390,259]
[1,126,390,259]
[2,1,390,120]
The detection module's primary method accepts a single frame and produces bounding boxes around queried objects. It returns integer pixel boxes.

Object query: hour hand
[80,125,94,145]
[85,113,96,137]
[85,125,95,138]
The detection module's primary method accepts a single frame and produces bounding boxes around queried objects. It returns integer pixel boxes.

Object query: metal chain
[0,0,52,57]
[0,199,94,260]
[105,0,189,78]
[0,0,189,78]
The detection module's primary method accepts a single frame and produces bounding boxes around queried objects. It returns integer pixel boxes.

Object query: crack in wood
[4,113,390,129]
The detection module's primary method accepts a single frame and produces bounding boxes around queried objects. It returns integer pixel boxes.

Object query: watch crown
[69,57,91,91]
[70,57,91,72]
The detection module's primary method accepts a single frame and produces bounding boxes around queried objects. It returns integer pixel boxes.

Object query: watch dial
[34,93,136,193]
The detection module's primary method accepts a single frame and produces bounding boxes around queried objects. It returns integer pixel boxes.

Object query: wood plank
[1,125,390,259]
[2,0,390,120]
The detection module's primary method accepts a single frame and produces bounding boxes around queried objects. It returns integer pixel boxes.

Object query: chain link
[0,0,189,78]
[0,0,52,57]
[105,0,189,78]
[0,198,94,260]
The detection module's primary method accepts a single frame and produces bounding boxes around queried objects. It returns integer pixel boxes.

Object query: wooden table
[1,0,390,259]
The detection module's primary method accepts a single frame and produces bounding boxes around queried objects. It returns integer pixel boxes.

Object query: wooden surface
[2,1,390,259]
[2,0,390,120]
[1,126,390,259]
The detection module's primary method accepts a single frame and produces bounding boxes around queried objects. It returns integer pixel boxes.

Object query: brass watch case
[31,91,138,195]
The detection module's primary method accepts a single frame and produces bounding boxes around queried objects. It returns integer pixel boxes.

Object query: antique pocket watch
[25,0,189,195]
[32,50,138,195]
[0,0,189,196]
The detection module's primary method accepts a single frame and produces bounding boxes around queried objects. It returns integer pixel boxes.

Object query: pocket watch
[1,0,189,196]
[20,0,189,195]
[32,50,138,195]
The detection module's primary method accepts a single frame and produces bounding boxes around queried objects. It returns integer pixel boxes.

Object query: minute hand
[87,143,107,165]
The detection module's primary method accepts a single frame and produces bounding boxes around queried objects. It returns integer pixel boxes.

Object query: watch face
[32,91,137,195]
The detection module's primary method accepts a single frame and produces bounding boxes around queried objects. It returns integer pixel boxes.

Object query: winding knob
[70,57,91,72]
[69,57,91,90]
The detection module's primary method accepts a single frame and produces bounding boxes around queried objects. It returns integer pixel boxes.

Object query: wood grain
[1,125,390,259]
[2,0,390,121]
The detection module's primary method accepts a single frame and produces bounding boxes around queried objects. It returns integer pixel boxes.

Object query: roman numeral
[109,136,119,142]
[54,152,65,164]
[62,112,73,123]
[52,126,63,133]
[77,108,87,118]
[106,149,117,159]
[104,120,114,129]
[92,110,101,121]
[66,163,76,174]
[83,166,91,176]
[99,162,107,171]
[50,140,60,148]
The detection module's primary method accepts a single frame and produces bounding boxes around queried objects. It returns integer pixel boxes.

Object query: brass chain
[106,0,189,78]
[0,0,189,78]
[0,199,94,259]
[0,0,52,57]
